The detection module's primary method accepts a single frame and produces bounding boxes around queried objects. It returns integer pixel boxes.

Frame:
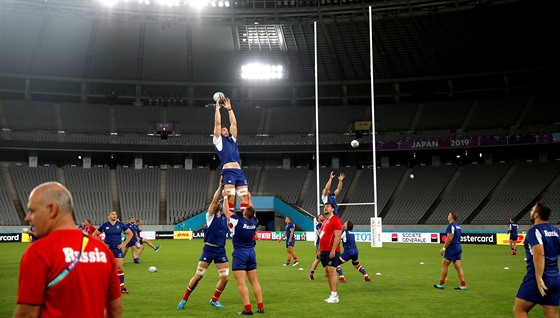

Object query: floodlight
[99,0,118,6]
[240,63,285,80]
[188,0,210,9]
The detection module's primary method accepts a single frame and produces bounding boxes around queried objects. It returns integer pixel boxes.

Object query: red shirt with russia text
[17,229,121,318]
[319,215,342,252]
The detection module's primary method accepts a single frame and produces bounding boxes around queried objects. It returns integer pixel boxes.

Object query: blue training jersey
[524,223,560,275]
[285,222,295,241]
[127,223,139,242]
[322,193,339,217]
[341,229,358,251]
[97,221,129,248]
[214,136,241,167]
[229,214,258,249]
[204,211,228,247]
[315,222,322,246]
[508,222,519,236]
[446,221,461,248]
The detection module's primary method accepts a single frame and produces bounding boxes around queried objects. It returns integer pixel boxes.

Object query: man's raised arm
[323,171,335,197]
[214,99,222,138]
[223,98,237,139]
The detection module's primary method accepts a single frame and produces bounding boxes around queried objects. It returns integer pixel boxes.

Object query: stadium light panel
[240,63,285,80]
[99,0,118,6]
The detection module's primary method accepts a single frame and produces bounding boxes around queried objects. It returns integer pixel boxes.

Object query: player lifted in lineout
[213,95,250,217]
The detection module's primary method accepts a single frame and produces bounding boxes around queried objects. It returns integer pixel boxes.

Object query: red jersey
[82,225,95,236]
[17,229,121,318]
[319,214,342,252]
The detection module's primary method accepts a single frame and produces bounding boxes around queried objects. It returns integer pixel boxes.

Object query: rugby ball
[148,266,157,272]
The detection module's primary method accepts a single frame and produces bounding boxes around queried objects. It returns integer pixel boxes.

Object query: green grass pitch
[1,240,533,317]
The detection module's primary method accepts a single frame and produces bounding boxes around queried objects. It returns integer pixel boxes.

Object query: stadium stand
[9,164,59,214]
[116,166,160,224]
[166,167,211,224]
[424,162,511,225]
[261,167,308,203]
[469,162,560,225]
[382,164,457,225]
[0,170,20,225]
[63,166,113,226]
[343,165,407,224]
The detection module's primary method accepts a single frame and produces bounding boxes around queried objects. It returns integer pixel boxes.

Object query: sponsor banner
[191,230,235,239]
[271,231,309,241]
[0,233,22,242]
[378,133,554,150]
[256,231,273,240]
[174,231,193,240]
[155,230,175,239]
[497,233,526,245]
[352,231,372,243]
[192,230,205,239]
[140,231,156,240]
[440,233,496,245]
[385,232,440,243]
[22,233,32,243]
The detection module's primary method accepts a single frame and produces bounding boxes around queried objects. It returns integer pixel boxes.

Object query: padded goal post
[371,217,382,248]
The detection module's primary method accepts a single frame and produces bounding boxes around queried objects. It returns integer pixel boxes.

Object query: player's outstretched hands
[330,171,335,179]
[338,173,345,181]
[223,97,232,110]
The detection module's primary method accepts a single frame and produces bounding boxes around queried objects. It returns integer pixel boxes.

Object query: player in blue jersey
[134,218,160,258]
[223,192,264,315]
[178,177,230,311]
[93,210,133,294]
[213,96,250,217]
[309,214,325,280]
[433,211,467,290]
[514,202,560,318]
[335,221,371,283]
[322,171,345,217]
[508,217,520,255]
[123,216,141,264]
[278,216,299,266]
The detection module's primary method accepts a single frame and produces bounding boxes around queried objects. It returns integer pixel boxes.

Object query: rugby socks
[336,266,343,276]
[117,270,125,285]
[244,304,252,313]
[461,281,467,287]
[183,287,193,301]
[293,257,299,264]
[240,203,248,213]
[228,202,235,214]
[285,258,291,265]
[310,269,315,276]
[211,288,223,302]
[440,280,445,285]
[354,264,367,276]
[257,302,264,310]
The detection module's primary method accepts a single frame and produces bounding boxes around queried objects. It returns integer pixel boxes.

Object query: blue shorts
[109,246,124,259]
[232,248,257,271]
[126,239,138,248]
[340,248,359,263]
[516,273,560,306]
[510,234,518,241]
[443,246,462,262]
[199,244,228,264]
[286,240,295,248]
[320,251,340,268]
[221,168,248,188]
